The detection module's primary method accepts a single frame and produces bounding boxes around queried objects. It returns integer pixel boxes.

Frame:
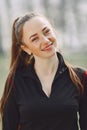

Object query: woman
[0,12,87,130]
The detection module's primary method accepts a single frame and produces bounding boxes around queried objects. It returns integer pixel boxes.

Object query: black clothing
[2,53,87,130]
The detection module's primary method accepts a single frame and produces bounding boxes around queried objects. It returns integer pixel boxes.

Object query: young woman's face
[22,16,58,59]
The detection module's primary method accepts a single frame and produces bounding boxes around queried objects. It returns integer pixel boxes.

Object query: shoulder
[72,67,86,81]
[73,66,86,74]
[73,67,87,95]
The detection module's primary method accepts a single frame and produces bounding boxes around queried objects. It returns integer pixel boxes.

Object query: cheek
[29,45,40,54]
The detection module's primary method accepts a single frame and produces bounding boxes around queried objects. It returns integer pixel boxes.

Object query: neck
[34,54,59,76]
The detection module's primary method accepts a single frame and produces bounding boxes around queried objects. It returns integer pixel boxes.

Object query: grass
[0,54,10,97]
[63,51,87,68]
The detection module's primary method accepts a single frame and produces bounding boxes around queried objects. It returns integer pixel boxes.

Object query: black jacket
[2,52,87,130]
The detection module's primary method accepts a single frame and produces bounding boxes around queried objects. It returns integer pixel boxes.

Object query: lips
[41,43,53,51]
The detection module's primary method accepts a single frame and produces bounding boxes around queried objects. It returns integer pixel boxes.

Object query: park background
[0,0,87,96]
[0,0,87,129]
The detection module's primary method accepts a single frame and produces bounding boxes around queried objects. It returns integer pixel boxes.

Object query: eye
[32,37,38,42]
[44,29,50,34]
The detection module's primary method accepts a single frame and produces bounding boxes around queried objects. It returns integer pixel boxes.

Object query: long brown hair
[0,12,40,117]
[0,12,83,117]
[66,62,83,94]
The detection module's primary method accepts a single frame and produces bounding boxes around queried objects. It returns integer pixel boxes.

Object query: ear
[21,45,32,55]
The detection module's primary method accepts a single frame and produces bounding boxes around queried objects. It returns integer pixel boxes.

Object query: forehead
[23,16,52,34]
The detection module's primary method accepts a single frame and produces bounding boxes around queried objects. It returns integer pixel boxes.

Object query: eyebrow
[42,27,47,31]
[29,34,37,39]
[29,27,48,39]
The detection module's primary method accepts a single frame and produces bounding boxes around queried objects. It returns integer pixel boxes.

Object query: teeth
[47,42,53,46]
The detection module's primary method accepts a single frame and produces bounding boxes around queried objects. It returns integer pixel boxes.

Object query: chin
[45,51,56,58]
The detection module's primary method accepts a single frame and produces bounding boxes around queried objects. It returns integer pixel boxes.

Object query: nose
[41,35,50,44]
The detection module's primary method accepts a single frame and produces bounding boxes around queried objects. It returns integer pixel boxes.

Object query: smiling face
[21,16,58,59]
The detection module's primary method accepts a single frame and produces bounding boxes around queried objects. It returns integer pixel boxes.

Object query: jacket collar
[18,52,67,78]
